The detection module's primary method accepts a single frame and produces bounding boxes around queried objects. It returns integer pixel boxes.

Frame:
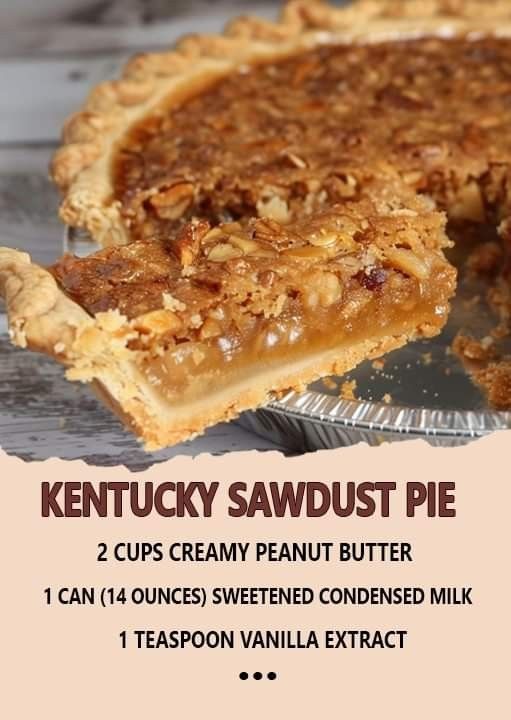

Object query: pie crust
[2,0,511,450]
[50,0,511,247]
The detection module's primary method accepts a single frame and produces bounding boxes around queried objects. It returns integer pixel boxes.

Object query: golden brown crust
[0,248,91,351]
[51,0,511,248]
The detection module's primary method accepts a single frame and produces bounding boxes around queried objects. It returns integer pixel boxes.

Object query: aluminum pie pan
[238,390,511,452]
[238,319,511,451]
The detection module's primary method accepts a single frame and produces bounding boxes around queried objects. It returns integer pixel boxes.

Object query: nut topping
[149,183,195,220]
[207,242,243,262]
[228,234,262,254]
[282,245,332,261]
[133,309,182,335]
[256,196,290,223]
[172,218,211,268]
[199,318,222,340]
[385,247,429,280]
[308,232,339,248]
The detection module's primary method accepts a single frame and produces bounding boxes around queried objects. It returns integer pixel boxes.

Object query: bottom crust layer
[92,331,416,450]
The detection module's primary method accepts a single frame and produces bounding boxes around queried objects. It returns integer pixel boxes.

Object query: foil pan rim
[269,390,511,437]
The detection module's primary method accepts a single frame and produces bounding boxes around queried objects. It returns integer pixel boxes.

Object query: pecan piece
[207,243,243,262]
[149,182,195,220]
[172,219,211,268]
[385,248,429,280]
[133,309,182,336]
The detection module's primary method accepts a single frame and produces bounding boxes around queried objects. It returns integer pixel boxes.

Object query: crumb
[466,241,503,275]
[491,323,509,340]
[452,332,496,363]
[340,379,358,401]
[372,358,385,371]
[422,352,432,365]
[322,377,338,391]
[190,313,203,328]
[473,361,511,409]
[382,393,392,404]
[163,292,186,312]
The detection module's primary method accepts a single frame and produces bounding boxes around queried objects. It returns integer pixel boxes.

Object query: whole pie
[3,0,511,449]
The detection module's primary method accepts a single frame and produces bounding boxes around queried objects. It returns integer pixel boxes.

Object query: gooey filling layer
[52,188,455,406]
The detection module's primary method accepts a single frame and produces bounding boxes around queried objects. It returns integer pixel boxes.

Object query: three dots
[239,671,277,681]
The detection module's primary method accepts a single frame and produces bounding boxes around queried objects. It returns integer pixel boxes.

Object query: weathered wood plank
[0,146,62,263]
[0,3,276,58]
[0,2,277,142]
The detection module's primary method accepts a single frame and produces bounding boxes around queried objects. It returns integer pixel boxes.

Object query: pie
[2,0,511,449]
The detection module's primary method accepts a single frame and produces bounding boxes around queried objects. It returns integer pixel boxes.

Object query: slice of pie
[2,0,511,449]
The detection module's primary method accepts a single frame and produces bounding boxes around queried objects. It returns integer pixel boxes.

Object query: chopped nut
[282,245,331,261]
[259,270,276,287]
[309,232,339,248]
[228,234,262,254]
[207,243,243,262]
[303,271,342,308]
[474,115,501,129]
[202,227,224,243]
[133,309,182,335]
[190,313,203,329]
[221,222,243,234]
[192,347,206,366]
[209,307,225,321]
[162,293,186,312]
[200,318,222,339]
[257,195,290,223]
[149,182,195,220]
[96,309,127,332]
[453,332,496,362]
[449,181,486,223]
[247,246,278,258]
[402,170,424,186]
[172,219,210,267]
[283,151,308,169]
[385,247,429,279]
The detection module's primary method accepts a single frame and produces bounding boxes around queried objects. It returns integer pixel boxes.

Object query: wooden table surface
[0,1,290,469]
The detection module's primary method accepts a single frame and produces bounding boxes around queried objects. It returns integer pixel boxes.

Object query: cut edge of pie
[0,245,449,450]
[50,0,511,248]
